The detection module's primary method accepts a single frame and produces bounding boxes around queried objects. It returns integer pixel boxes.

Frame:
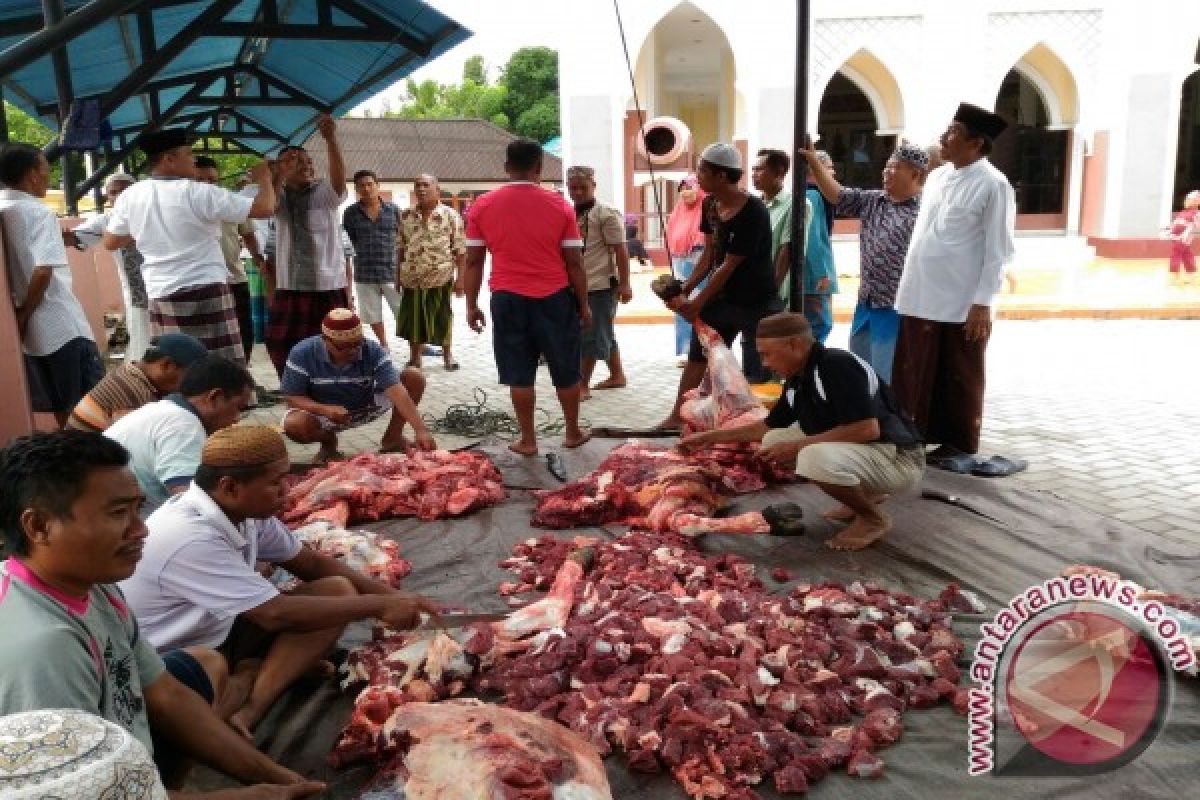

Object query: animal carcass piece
[356,700,612,800]
[680,321,769,434]
[282,450,505,528]
[531,441,786,536]
[291,521,412,587]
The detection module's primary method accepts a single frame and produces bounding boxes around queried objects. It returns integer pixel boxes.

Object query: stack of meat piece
[281,450,505,529]
[531,441,791,537]
[333,530,977,798]
[290,521,412,587]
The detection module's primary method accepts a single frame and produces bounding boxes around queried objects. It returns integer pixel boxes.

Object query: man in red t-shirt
[464,138,593,455]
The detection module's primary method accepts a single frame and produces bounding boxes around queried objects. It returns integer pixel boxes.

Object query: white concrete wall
[560,0,1200,237]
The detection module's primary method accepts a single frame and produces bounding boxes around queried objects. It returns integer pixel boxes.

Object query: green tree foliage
[382,48,559,142]
[2,101,63,183]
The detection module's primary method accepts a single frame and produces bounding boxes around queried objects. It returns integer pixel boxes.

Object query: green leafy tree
[513,94,559,143]
[3,101,63,183]
[500,47,558,139]
[463,55,487,86]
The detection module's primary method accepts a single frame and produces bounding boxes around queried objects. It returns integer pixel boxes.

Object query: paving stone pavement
[243,315,1200,550]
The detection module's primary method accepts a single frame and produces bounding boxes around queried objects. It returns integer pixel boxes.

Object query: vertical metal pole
[43,0,78,214]
[788,0,811,313]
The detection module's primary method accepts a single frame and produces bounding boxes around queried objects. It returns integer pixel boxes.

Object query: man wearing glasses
[280,308,435,462]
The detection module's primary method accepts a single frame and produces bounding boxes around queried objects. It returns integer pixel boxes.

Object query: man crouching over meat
[120,424,439,736]
[681,312,924,550]
[281,308,436,463]
[0,430,324,798]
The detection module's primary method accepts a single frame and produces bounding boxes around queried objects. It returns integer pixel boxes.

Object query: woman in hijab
[664,176,707,365]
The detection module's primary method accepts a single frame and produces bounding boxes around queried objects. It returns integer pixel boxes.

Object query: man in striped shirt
[68,333,208,432]
[280,308,434,462]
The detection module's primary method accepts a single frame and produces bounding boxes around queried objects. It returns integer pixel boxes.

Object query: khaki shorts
[763,427,924,495]
[355,282,403,325]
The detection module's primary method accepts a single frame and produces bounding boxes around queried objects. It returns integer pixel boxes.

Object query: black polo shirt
[764,343,921,448]
[700,193,775,307]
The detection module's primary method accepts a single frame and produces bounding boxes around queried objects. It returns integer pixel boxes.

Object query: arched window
[992,69,1069,216]
[816,72,895,192]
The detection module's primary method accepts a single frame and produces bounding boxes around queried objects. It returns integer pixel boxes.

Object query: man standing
[104,130,274,367]
[681,313,923,551]
[802,150,838,344]
[342,170,403,352]
[68,172,151,361]
[464,139,591,456]
[747,148,798,381]
[1,142,104,427]
[803,141,927,382]
[105,355,253,517]
[194,157,256,365]
[263,113,351,376]
[122,424,438,736]
[397,173,466,370]
[0,430,322,797]
[281,308,434,461]
[659,143,777,430]
[565,165,631,400]
[69,333,208,432]
[892,103,1015,464]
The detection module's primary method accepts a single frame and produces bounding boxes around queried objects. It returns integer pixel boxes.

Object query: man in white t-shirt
[1,142,103,427]
[121,424,437,736]
[263,113,351,376]
[103,128,276,366]
[105,355,253,517]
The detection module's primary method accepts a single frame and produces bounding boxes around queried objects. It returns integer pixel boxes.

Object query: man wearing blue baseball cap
[68,333,208,432]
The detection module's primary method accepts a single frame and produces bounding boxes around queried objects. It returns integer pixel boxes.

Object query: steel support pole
[42,0,78,214]
[788,0,811,313]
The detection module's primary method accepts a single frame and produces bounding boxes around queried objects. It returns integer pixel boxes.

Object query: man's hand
[316,113,337,140]
[679,430,717,451]
[453,277,466,297]
[671,298,699,322]
[380,593,441,630]
[617,282,633,304]
[467,306,486,333]
[815,277,831,293]
[799,134,818,163]
[579,304,593,329]
[323,405,351,426]
[964,304,992,342]
[412,429,437,452]
[61,230,79,248]
[759,438,803,468]
[209,780,327,799]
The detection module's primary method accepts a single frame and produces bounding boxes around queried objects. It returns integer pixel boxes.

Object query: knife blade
[416,612,509,631]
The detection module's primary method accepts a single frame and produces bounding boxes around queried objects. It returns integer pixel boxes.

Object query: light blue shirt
[104,398,206,517]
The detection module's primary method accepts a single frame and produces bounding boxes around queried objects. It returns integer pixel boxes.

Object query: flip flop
[444,362,461,371]
[927,453,980,474]
[971,455,1029,478]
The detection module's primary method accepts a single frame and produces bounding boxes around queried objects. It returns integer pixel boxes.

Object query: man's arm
[13,265,52,336]
[464,245,487,332]
[562,246,590,326]
[966,182,1016,341]
[759,418,880,467]
[680,420,770,450]
[774,243,791,290]
[801,139,844,204]
[381,381,435,449]
[246,162,276,219]
[102,232,134,251]
[144,672,305,787]
[318,114,347,197]
[238,586,432,633]
[282,545,395,596]
[689,252,747,309]
[681,235,716,293]
[611,242,632,302]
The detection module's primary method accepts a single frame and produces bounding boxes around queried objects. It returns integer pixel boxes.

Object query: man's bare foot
[593,377,627,390]
[825,513,892,551]
[562,429,591,449]
[823,495,887,523]
[509,440,539,456]
[314,445,343,465]
[580,388,592,402]
[380,435,412,454]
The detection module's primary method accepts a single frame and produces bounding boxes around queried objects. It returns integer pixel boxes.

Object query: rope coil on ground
[422,387,588,440]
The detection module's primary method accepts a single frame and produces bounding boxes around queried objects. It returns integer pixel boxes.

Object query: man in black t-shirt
[659,142,780,429]
[681,312,925,551]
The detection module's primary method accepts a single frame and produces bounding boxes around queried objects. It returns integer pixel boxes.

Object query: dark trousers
[230,281,253,362]
[891,315,989,454]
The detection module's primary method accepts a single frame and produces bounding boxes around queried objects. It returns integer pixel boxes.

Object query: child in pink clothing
[1166,190,1199,282]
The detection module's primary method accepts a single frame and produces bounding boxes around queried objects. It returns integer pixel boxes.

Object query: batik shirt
[835,188,921,308]
[397,204,466,289]
[0,559,165,754]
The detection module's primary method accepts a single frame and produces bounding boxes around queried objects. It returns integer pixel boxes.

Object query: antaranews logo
[967,573,1195,777]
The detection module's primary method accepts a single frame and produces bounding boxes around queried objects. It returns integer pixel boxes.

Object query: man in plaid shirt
[342,170,403,353]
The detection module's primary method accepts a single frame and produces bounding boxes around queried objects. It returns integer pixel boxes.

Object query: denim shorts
[491,288,582,388]
[581,288,618,360]
[162,649,215,705]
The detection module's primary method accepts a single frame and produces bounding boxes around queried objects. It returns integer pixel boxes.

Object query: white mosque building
[559,0,1200,259]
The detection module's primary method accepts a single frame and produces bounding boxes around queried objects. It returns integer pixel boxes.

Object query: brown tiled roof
[303,118,563,183]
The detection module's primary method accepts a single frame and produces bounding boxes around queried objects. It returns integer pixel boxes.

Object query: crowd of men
[0,98,1016,794]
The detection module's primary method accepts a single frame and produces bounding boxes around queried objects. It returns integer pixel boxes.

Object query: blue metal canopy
[0,0,469,206]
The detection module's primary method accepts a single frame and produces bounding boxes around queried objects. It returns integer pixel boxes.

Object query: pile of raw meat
[531,441,792,537]
[281,450,505,529]
[291,521,412,587]
[332,531,978,798]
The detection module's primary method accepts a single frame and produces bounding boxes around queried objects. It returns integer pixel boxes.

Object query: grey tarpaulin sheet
[191,438,1199,799]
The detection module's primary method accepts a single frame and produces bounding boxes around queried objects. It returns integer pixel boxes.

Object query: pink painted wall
[0,224,36,445]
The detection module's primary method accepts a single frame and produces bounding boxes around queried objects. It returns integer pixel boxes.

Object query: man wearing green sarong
[396,174,466,370]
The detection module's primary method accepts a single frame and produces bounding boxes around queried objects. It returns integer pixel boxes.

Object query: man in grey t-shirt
[0,431,321,797]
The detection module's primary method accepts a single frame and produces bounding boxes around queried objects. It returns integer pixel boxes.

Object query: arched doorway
[992,69,1070,220]
[1174,68,1200,210]
[816,72,896,193]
